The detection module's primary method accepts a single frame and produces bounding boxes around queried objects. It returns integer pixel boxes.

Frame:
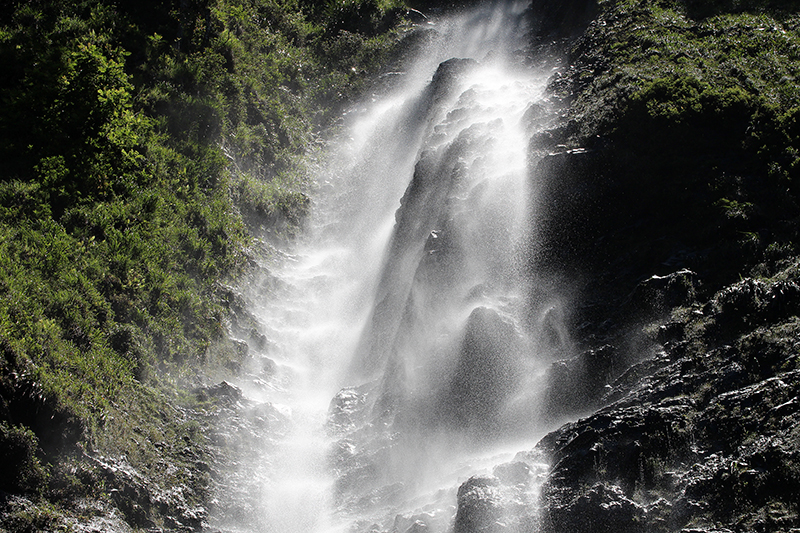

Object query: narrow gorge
[1,1,799,532]
[211,1,800,532]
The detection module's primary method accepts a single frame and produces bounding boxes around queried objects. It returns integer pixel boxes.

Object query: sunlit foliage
[0,0,408,522]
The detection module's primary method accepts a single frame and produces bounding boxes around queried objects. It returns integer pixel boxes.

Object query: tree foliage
[0,0,409,521]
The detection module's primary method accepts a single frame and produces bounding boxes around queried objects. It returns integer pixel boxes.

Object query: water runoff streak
[217,1,566,532]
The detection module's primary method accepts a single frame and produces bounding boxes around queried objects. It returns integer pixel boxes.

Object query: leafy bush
[632,76,752,125]
[0,0,410,519]
[0,422,48,495]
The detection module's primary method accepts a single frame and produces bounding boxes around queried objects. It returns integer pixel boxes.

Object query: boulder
[194,381,243,406]
[437,307,523,434]
[628,269,699,317]
[454,476,505,533]
[328,386,368,435]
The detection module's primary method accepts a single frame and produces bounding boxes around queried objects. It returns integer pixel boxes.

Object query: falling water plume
[211,2,573,532]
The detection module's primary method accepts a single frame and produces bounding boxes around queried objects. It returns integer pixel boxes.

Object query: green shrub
[0,0,408,518]
[0,422,48,495]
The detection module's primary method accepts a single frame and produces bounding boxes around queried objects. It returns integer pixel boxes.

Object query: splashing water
[214,2,568,532]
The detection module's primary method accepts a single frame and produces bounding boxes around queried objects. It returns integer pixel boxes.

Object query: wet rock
[334,453,383,500]
[707,277,800,340]
[93,456,156,529]
[203,396,289,532]
[697,372,800,451]
[530,148,608,281]
[391,508,455,533]
[392,511,437,533]
[328,419,406,512]
[248,327,272,352]
[629,268,699,317]
[454,476,504,533]
[404,520,429,533]
[450,467,543,533]
[521,102,554,134]
[541,344,618,420]
[353,482,407,514]
[679,528,734,533]
[67,499,137,533]
[656,320,686,344]
[194,381,243,406]
[258,356,278,376]
[437,307,523,434]
[430,58,479,103]
[535,270,800,533]
[328,386,368,435]
[492,461,533,486]
[542,482,645,533]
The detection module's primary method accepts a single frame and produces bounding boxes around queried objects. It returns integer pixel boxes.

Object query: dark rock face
[451,461,549,533]
[539,268,703,422]
[436,307,524,434]
[524,4,800,528]
[528,148,610,284]
[535,263,800,533]
[629,269,700,318]
[541,344,618,421]
[527,0,598,44]
[454,476,505,533]
[544,482,645,533]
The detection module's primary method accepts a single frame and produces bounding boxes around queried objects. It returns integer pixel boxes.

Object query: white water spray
[213,2,566,532]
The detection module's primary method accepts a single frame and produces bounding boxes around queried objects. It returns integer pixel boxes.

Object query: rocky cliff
[452,0,800,531]
[3,0,799,531]
[308,2,800,531]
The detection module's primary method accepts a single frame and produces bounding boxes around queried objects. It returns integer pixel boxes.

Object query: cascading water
[213,2,570,532]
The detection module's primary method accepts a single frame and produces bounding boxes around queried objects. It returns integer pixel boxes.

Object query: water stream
[215,2,568,531]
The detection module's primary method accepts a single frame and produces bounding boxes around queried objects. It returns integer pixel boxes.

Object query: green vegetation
[3,0,798,528]
[544,5,800,526]
[561,0,800,291]
[0,0,410,527]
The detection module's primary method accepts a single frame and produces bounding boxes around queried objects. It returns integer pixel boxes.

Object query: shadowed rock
[352,57,479,380]
[437,307,523,435]
[454,476,505,533]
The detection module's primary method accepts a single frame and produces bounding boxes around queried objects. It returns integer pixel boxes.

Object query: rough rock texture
[437,307,524,434]
[535,272,800,531]
[516,0,800,531]
[203,382,290,533]
[440,264,800,533]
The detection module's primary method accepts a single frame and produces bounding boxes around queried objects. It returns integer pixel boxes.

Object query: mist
[213,2,572,531]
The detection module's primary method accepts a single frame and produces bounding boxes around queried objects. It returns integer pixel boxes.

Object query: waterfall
[212,2,567,531]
